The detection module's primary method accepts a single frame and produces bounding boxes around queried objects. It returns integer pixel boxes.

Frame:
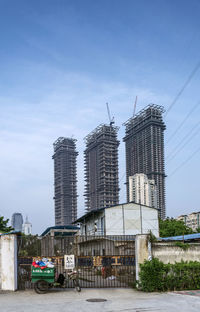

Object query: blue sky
[0,0,200,234]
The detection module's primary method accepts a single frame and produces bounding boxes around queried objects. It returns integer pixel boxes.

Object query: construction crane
[133,96,138,117]
[106,102,115,126]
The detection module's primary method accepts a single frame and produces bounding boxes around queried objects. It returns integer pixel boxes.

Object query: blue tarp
[0,230,21,236]
[159,233,200,241]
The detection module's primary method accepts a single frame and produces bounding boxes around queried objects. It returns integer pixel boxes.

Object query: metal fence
[17,235,135,289]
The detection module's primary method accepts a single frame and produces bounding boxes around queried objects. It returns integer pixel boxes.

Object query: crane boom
[133,96,137,116]
[106,102,115,126]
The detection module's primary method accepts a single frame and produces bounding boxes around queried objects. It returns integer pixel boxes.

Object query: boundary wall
[135,234,200,283]
[0,234,17,291]
[152,241,200,263]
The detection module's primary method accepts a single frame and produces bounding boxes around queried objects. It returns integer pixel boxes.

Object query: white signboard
[64,255,75,270]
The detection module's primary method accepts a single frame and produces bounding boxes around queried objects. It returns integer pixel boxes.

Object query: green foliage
[139,258,200,292]
[174,242,190,250]
[138,258,170,291]
[149,230,157,242]
[196,227,200,233]
[0,216,13,233]
[159,218,194,237]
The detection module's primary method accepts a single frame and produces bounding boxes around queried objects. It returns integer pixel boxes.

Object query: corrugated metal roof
[41,225,79,236]
[0,230,21,236]
[159,233,200,241]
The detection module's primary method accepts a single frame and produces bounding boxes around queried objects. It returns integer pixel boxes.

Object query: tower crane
[106,102,115,126]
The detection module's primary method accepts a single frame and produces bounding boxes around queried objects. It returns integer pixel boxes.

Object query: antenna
[133,96,138,117]
[106,102,115,126]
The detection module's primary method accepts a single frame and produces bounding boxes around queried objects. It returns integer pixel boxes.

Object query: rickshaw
[31,266,81,294]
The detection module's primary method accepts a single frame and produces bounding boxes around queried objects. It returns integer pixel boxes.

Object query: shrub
[139,258,200,292]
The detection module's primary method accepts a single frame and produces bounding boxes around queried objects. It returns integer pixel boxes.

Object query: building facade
[123,104,166,218]
[129,173,158,208]
[177,212,200,231]
[11,213,23,232]
[53,137,78,226]
[84,124,120,212]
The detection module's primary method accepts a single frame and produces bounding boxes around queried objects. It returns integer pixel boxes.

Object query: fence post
[1,234,18,291]
[135,234,150,284]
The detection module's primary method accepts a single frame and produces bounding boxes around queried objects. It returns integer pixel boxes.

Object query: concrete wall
[152,242,200,264]
[135,234,151,281]
[105,203,159,237]
[0,234,17,291]
[135,236,200,283]
[0,236,1,288]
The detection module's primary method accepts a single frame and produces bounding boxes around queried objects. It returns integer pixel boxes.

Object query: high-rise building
[84,124,120,212]
[22,216,32,235]
[11,213,23,232]
[129,173,158,209]
[123,104,166,218]
[53,137,78,225]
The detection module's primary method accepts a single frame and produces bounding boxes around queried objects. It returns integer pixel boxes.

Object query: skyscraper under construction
[123,104,166,219]
[84,124,120,212]
[53,137,78,225]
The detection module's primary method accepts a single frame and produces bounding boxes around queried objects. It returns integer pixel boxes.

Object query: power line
[119,172,126,184]
[166,101,200,144]
[167,123,200,163]
[166,120,200,162]
[164,61,200,118]
[168,145,200,178]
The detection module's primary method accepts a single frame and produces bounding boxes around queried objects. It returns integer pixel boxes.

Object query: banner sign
[64,255,75,270]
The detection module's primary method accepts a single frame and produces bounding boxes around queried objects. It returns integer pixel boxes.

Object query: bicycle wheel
[73,279,81,292]
[34,280,49,294]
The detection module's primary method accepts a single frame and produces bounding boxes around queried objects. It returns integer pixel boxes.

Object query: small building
[40,225,79,257]
[177,212,200,231]
[41,225,79,237]
[74,202,159,237]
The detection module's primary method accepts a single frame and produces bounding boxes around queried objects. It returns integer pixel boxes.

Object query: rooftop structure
[74,202,159,237]
[41,225,79,237]
[53,137,78,226]
[84,124,120,212]
[123,104,166,218]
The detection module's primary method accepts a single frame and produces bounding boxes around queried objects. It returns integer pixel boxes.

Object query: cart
[31,266,81,294]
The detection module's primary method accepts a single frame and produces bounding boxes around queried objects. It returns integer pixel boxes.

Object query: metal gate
[17,235,135,289]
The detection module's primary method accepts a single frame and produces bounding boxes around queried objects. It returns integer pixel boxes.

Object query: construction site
[123,104,166,219]
[53,137,78,225]
[84,123,120,212]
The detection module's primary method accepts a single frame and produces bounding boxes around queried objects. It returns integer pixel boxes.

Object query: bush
[139,258,200,292]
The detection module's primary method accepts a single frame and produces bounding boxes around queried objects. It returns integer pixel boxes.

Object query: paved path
[1,288,200,312]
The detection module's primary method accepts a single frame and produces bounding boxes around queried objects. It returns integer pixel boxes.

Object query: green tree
[159,218,194,237]
[0,216,13,233]
[196,227,200,233]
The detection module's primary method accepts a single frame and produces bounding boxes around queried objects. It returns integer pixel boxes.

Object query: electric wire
[166,115,200,158]
[168,145,200,178]
[119,172,126,183]
[166,101,200,144]
[164,61,200,118]
[166,121,200,163]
